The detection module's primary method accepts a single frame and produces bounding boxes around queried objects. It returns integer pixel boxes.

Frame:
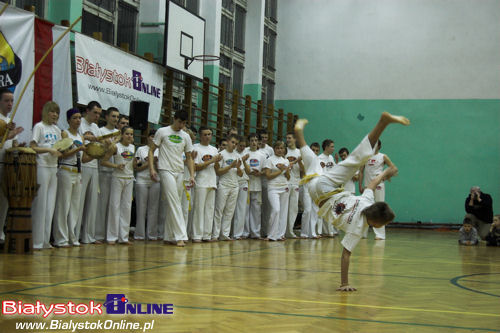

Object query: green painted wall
[243,83,262,101]
[274,99,500,224]
[46,0,82,32]
[137,32,164,62]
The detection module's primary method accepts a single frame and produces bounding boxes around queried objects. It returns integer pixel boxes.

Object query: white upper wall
[275,0,500,100]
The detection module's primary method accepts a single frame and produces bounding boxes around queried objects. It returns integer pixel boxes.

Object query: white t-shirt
[59,130,83,167]
[153,126,193,173]
[237,150,249,184]
[285,147,301,186]
[98,126,119,172]
[246,149,265,192]
[363,153,385,191]
[112,142,135,178]
[0,112,17,163]
[194,143,218,188]
[79,117,100,168]
[331,189,375,252]
[318,153,335,172]
[135,145,158,185]
[218,149,240,188]
[259,144,274,159]
[263,155,289,190]
[31,122,61,168]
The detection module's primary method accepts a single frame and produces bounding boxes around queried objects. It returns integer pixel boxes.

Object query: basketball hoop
[184,54,220,69]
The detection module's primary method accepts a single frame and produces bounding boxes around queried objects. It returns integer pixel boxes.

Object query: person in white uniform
[30,101,62,250]
[53,108,88,247]
[213,134,243,241]
[233,136,250,239]
[338,148,360,195]
[359,140,395,240]
[149,110,195,247]
[77,101,102,244]
[300,142,322,239]
[244,133,266,239]
[182,127,197,239]
[294,111,409,291]
[285,132,303,238]
[318,139,338,237]
[95,107,120,242]
[102,126,136,244]
[263,141,291,241]
[192,126,220,242]
[134,130,160,240]
[258,130,274,238]
[0,88,23,245]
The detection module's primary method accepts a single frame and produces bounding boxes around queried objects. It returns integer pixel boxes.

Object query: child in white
[192,127,220,241]
[285,133,303,238]
[30,101,62,250]
[244,134,266,238]
[213,135,243,240]
[295,112,408,291]
[102,127,136,244]
[263,141,291,241]
[53,108,86,247]
[300,143,322,239]
[359,141,394,240]
[233,138,250,239]
[149,111,195,247]
[134,131,160,240]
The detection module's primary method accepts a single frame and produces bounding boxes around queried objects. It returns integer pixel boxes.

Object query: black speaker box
[129,101,149,131]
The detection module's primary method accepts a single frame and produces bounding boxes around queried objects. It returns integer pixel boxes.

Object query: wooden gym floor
[0,229,499,332]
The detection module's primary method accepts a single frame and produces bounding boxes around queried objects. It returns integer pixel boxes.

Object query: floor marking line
[28,283,500,318]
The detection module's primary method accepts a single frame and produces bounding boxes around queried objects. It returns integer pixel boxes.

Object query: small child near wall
[458,218,479,246]
[485,215,500,246]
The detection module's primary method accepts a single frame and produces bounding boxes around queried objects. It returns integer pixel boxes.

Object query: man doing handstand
[294,112,410,291]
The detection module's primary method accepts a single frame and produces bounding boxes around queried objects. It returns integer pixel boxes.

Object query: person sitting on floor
[485,215,500,247]
[458,218,479,246]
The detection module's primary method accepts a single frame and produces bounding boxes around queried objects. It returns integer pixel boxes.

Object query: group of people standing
[0,87,397,255]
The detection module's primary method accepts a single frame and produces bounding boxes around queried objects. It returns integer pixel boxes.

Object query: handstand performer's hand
[337,285,357,292]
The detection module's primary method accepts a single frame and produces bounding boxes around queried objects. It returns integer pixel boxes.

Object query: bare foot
[294,118,309,131]
[176,240,185,247]
[381,111,410,126]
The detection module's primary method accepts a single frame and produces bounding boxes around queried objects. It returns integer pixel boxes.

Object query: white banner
[0,3,34,144]
[75,33,164,124]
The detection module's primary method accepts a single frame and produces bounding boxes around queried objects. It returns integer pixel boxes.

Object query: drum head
[6,147,36,154]
[53,138,74,151]
[86,142,106,159]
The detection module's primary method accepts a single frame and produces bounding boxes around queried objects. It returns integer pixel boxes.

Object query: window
[87,0,116,13]
[233,62,244,95]
[219,73,231,90]
[265,0,277,23]
[118,1,137,51]
[234,5,246,53]
[222,0,234,12]
[15,0,45,17]
[185,0,199,14]
[268,31,276,70]
[220,54,233,71]
[221,15,233,48]
[266,79,275,106]
[82,10,114,44]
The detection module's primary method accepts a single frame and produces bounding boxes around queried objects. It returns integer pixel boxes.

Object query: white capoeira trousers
[107,177,134,242]
[0,165,7,242]
[181,181,193,239]
[213,185,239,239]
[286,185,299,238]
[95,171,112,241]
[134,182,160,240]
[53,169,81,246]
[246,191,262,238]
[300,183,319,238]
[363,184,386,239]
[261,183,269,237]
[159,170,188,241]
[267,188,290,240]
[192,187,215,241]
[77,166,99,243]
[31,166,58,249]
[232,182,249,239]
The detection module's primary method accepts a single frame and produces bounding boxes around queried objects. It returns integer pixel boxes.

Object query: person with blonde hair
[30,101,62,250]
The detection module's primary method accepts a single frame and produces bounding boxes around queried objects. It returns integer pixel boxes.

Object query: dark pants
[465,213,491,240]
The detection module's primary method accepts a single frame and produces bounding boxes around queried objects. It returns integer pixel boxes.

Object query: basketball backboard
[164,1,205,81]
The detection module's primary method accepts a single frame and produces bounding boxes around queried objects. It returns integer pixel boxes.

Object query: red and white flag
[0,3,72,143]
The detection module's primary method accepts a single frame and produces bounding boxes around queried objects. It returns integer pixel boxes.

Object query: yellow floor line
[5,281,497,318]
